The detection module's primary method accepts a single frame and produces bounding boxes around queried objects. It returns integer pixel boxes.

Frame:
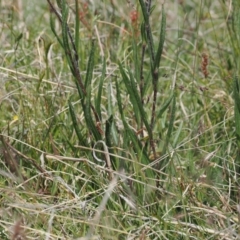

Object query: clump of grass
[0,0,240,239]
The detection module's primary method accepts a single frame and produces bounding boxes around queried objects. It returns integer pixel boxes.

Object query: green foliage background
[0,0,239,239]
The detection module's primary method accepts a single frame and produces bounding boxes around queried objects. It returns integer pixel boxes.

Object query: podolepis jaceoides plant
[117,0,175,190]
[47,0,173,185]
[2,0,240,239]
[47,0,173,223]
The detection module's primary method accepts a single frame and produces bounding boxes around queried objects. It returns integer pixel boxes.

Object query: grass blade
[139,0,155,65]
[119,63,151,137]
[164,93,176,151]
[84,90,102,141]
[95,58,106,120]
[68,100,87,146]
[49,12,64,48]
[159,92,176,170]
[75,0,80,54]
[83,40,102,140]
[233,76,240,145]
[60,0,72,70]
[153,6,166,71]
[116,79,149,164]
[84,40,95,90]
[233,75,240,192]
[105,115,118,169]
[156,92,173,119]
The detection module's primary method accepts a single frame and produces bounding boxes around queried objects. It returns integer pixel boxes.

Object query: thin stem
[140,43,146,138]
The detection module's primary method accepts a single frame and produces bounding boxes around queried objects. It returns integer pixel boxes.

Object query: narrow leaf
[85,40,95,89]
[68,100,87,146]
[156,92,173,119]
[50,12,64,48]
[84,89,102,141]
[153,6,166,71]
[119,63,152,140]
[105,115,117,169]
[75,0,80,54]
[233,76,240,145]
[61,0,69,50]
[95,58,106,120]
[116,79,149,164]
[162,93,176,154]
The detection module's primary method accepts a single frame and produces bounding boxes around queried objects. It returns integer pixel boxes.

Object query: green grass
[0,0,239,239]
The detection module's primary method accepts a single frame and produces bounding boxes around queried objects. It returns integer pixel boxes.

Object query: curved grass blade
[106,81,118,146]
[61,0,69,48]
[233,76,240,145]
[84,89,102,141]
[234,76,240,114]
[75,0,80,54]
[116,79,149,164]
[83,40,101,140]
[105,115,113,149]
[132,38,140,84]
[85,40,95,89]
[68,100,87,146]
[233,75,240,182]
[156,92,173,119]
[95,58,106,120]
[159,92,176,170]
[119,63,152,141]
[139,0,149,23]
[107,82,113,118]
[105,115,118,169]
[50,12,64,48]
[173,121,183,148]
[118,65,140,119]
[61,0,71,69]
[164,92,176,151]
[153,6,166,72]
[139,0,155,65]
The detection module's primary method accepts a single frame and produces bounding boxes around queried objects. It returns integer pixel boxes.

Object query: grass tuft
[0,0,239,239]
